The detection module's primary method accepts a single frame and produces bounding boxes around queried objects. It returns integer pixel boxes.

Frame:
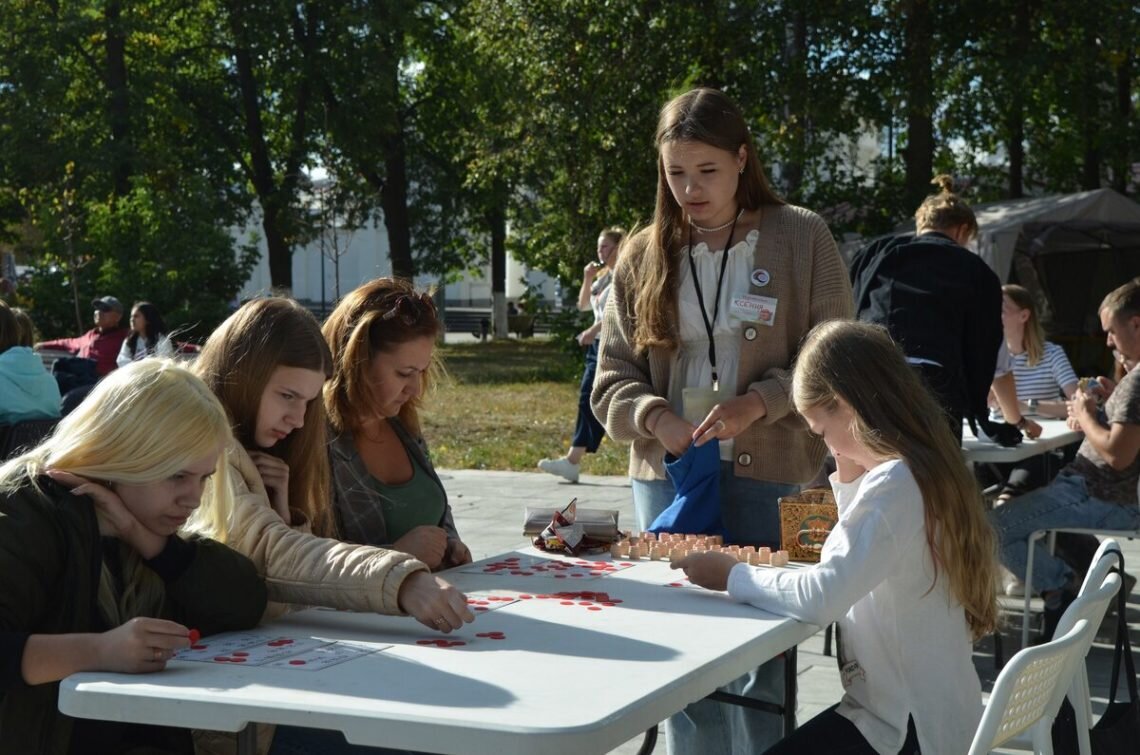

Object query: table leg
[236,723,258,755]
[636,725,658,754]
[703,647,798,736]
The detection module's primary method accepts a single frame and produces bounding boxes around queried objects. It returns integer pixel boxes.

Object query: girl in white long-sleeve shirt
[675,320,999,755]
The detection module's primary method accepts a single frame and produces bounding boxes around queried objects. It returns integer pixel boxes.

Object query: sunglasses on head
[380,293,435,326]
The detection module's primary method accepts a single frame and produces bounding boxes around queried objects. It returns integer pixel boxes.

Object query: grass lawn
[422,339,630,476]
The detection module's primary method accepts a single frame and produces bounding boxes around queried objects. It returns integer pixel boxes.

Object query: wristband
[1016,416,1029,430]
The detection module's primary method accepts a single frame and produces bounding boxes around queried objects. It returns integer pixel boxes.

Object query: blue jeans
[633,465,798,754]
[269,725,421,755]
[990,473,1140,594]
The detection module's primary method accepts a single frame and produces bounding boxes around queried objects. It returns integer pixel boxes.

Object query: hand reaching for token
[444,538,473,568]
[692,393,768,448]
[46,470,167,559]
[393,525,449,570]
[397,572,475,633]
[670,551,740,592]
[96,617,192,673]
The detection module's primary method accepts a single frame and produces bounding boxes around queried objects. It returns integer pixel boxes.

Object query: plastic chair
[0,418,59,460]
[1021,525,1139,648]
[1053,541,1124,755]
[968,618,1096,754]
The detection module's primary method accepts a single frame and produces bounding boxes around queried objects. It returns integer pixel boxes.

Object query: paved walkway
[441,467,1140,754]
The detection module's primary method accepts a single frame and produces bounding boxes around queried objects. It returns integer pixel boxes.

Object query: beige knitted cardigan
[591,204,853,483]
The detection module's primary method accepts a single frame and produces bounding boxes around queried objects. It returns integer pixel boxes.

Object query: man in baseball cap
[36,294,129,377]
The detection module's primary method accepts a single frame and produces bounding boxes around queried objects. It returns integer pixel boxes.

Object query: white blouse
[669,229,759,461]
[726,460,982,754]
[116,333,174,367]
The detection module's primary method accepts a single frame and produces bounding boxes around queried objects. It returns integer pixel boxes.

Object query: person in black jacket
[850,175,1002,443]
[0,358,267,754]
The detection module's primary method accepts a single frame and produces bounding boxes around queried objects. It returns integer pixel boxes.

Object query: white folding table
[961,417,1083,465]
[59,549,817,755]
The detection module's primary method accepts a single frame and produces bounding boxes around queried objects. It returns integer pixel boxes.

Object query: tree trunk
[233,40,292,292]
[104,0,131,197]
[902,0,934,210]
[381,127,414,281]
[781,10,808,199]
[1005,0,1030,198]
[488,204,506,339]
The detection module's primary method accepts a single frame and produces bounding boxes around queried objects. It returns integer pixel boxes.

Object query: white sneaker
[537,457,580,483]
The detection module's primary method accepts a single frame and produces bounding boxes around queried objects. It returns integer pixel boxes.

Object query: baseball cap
[92,296,123,313]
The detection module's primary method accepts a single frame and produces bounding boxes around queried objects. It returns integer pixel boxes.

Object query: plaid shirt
[329,418,458,547]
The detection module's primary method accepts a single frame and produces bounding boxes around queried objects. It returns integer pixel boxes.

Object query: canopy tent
[970,188,1140,283]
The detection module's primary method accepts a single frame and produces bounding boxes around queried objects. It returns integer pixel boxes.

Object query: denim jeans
[989,473,1140,594]
[633,465,798,754]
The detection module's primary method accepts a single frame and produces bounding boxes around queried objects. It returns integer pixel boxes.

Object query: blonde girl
[0,359,266,753]
[676,320,998,755]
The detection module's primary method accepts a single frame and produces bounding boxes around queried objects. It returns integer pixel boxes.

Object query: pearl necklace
[690,208,744,234]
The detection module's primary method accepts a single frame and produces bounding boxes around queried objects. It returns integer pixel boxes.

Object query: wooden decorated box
[778,488,838,562]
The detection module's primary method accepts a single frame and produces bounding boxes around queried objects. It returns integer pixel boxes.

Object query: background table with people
[60,548,818,755]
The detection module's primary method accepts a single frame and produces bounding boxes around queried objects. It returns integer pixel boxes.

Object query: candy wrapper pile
[533,498,613,555]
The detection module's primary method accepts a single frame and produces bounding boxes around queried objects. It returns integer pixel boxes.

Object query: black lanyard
[687,213,738,391]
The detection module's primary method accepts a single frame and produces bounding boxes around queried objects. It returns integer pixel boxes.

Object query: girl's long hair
[792,320,999,639]
[193,298,335,536]
[125,301,168,356]
[323,277,441,438]
[1003,284,1045,366]
[0,359,234,625]
[630,87,784,353]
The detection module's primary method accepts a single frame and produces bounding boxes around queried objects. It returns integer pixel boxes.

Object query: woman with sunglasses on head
[188,298,471,628]
[323,278,472,572]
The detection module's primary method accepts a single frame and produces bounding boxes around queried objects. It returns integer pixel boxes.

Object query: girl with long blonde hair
[676,320,998,755]
[0,359,266,753]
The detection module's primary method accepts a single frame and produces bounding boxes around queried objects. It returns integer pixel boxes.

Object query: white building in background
[236,216,558,312]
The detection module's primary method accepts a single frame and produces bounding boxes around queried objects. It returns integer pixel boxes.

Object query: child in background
[674,320,998,755]
[0,359,266,753]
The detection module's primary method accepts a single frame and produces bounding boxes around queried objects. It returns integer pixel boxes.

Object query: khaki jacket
[592,204,853,484]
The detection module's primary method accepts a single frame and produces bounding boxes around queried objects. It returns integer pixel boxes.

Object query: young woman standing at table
[538,226,625,483]
[591,87,852,754]
[323,278,472,572]
[0,359,266,754]
[675,321,998,755]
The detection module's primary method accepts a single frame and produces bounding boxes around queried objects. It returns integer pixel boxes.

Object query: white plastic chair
[1051,540,1124,755]
[1021,525,1139,648]
[968,618,1096,755]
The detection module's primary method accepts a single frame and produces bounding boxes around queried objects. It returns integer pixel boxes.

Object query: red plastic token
[232,651,249,657]
[231,657,247,662]
[187,629,201,644]
[560,601,575,605]
[587,607,602,611]
[214,656,231,662]
[191,644,207,650]
[289,660,306,665]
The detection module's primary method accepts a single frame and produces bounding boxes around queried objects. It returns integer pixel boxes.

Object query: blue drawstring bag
[648,440,727,538]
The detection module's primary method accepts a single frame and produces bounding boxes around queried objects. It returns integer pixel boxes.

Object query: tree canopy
[1,0,1135,337]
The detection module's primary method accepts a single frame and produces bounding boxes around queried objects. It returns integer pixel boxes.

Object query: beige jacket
[222,442,429,617]
[592,204,853,484]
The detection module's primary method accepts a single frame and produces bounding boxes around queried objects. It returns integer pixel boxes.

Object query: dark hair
[125,302,168,356]
[0,302,18,354]
[194,298,335,536]
[323,277,441,436]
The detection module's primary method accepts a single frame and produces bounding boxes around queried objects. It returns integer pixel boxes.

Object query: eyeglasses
[380,293,436,326]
